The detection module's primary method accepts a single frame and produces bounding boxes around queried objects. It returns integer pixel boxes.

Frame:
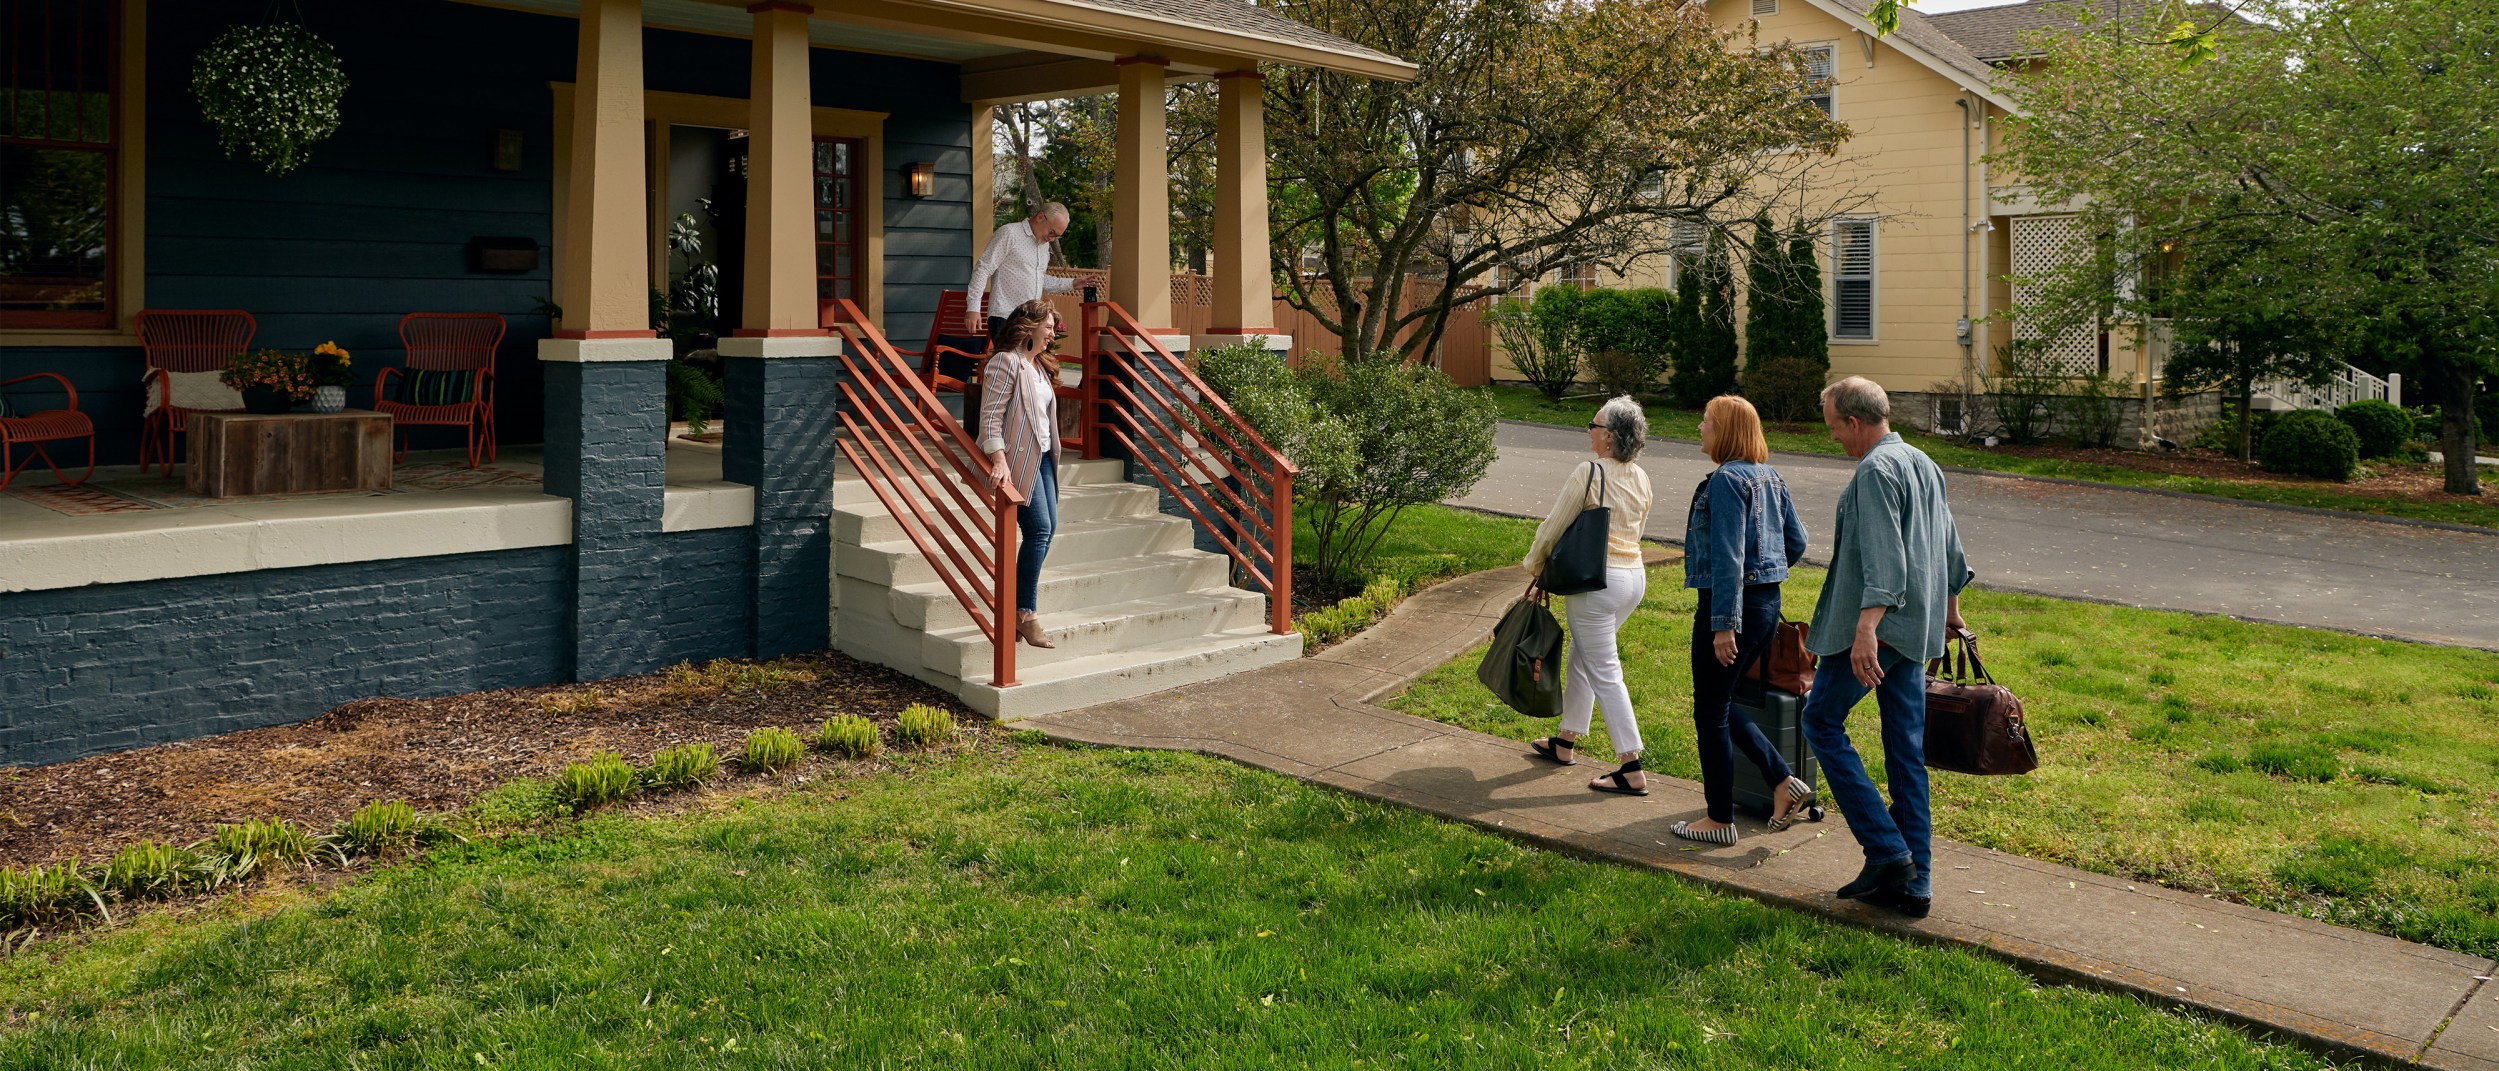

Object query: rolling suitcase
[1729,680,1824,822]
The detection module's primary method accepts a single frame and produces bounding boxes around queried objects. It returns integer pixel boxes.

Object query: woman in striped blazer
[977,299,1066,649]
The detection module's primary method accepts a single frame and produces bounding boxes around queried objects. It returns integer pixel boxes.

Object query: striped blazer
[975,348,1062,501]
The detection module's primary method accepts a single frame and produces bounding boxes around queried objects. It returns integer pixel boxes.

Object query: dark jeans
[1015,453,1059,613]
[1690,584,1795,824]
[1799,649,1932,897]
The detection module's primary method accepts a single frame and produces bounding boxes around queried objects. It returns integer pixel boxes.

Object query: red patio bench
[0,372,96,492]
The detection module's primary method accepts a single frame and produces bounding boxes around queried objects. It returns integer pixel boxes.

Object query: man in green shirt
[1801,377,1973,919]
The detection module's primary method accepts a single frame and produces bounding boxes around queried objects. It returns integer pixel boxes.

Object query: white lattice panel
[2009,215,2098,375]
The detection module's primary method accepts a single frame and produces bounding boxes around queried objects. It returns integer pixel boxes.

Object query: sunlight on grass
[1389,564,2499,957]
[0,746,2332,1069]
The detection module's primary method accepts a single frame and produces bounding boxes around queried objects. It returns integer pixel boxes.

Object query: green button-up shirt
[1806,433,1974,664]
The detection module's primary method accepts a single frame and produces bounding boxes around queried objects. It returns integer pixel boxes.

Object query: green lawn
[0,741,2334,1069]
[1389,564,2499,959]
[1479,385,2499,530]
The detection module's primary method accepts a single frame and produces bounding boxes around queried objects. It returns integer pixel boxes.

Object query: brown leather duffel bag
[1923,628,2038,776]
[1744,617,1818,696]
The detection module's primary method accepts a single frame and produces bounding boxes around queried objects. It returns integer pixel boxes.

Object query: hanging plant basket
[193,23,347,176]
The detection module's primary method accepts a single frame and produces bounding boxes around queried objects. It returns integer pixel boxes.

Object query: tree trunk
[2235,379,2256,462]
[2439,362,2482,495]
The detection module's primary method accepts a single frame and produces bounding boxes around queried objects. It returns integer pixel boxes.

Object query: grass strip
[1389,564,2499,958]
[0,743,2336,1069]
[1479,385,2499,530]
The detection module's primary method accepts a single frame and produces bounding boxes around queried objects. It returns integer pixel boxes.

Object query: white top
[967,219,1077,319]
[1524,457,1655,575]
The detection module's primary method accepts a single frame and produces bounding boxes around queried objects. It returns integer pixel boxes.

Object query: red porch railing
[824,299,1024,688]
[1083,301,1296,637]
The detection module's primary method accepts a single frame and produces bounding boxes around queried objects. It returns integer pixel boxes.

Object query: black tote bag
[1539,462,1612,596]
[1477,596,1566,718]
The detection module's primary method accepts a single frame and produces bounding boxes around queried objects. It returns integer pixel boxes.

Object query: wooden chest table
[187,410,393,497]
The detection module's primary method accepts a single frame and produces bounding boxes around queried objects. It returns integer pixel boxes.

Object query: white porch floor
[0,433,751,594]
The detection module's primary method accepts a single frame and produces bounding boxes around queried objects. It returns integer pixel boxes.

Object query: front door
[813,136,864,305]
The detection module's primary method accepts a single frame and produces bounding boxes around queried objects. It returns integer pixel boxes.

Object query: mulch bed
[0,651,973,870]
[1959,443,2494,508]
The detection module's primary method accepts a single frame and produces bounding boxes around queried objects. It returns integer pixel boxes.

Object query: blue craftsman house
[0,0,1409,766]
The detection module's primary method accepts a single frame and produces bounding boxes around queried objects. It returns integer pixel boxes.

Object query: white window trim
[1830,215,1878,345]
[1800,42,1838,118]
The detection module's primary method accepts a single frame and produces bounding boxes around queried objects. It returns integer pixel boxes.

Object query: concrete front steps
[832,456,1300,721]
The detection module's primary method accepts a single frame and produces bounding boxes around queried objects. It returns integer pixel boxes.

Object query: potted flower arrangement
[307,341,352,413]
[220,348,315,414]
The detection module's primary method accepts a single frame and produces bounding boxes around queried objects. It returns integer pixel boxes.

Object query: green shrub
[2193,409,2276,452]
[1738,356,1826,424]
[2058,371,2135,449]
[337,800,421,857]
[1576,287,1672,396]
[813,715,881,759]
[2334,399,2413,460]
[2257,409,2360,481]
[1482,290,1579,402]
[2248,742,2339,783]
[554,753,639,810]
[896,704,959,749]
[1297,575,1404,651]
[645,742,721,790]
[740,728,807,773]
[200,818,326,885]
[100,842,196,900]
[0,862,108,928]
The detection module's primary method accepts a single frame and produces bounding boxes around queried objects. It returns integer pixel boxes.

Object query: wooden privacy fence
[1045,270,1495,386]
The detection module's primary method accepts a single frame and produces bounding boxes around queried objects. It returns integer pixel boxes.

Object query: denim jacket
[1682,459,1809,630]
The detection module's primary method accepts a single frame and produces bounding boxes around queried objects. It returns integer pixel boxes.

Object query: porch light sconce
[492,129,523,172]
[905,161,936,198]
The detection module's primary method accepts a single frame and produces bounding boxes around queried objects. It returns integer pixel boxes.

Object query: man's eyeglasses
[1588,423,1604,430]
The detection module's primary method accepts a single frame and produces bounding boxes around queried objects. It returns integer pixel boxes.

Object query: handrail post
[993,477,1019,688]
[1269,464,1293,636]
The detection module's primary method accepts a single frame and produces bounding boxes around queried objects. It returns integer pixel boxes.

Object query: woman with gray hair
[1524,396,1659,796]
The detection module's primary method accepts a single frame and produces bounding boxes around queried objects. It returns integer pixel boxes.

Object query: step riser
[833,456,1128,491]
[919,592,1270,678]
[947,632,1304,721]
[832,483,1163,546]
[834,516,1195,587]
[844,553,1231,633]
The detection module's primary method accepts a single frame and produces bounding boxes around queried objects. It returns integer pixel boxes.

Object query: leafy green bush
[201,818,326,885]
[554,753,639,810]
[100,842,196,901]
[1482,289,1580,402]
[2058,371,2135,449]
[896,704,959,749]
[644,742,720,791]
[2248,741,2339,783]
[740,728,807,773]
[1297,576,1404,651]
[813,715,881,759]
[337,800,421,857]
[0,862,108,929]
[1575,287,1672,396]
[2334,399,2413,460]
[1738,357,1826,424]
[2257,409,2361,481]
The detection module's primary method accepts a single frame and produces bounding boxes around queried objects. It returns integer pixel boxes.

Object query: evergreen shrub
[2334,399,2413,459]
[2257,410,2361,481]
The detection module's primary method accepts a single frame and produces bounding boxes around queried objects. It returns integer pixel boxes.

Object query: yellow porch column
[1111,56,1171,328]
[558,0,653,337]
[1208,69,1273,334]
[738,1,823,336]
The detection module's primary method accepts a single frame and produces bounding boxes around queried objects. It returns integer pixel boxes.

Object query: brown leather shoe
[1017,613,1055,649]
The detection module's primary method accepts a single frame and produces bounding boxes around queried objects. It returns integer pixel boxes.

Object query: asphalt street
[1456,421,2499,650]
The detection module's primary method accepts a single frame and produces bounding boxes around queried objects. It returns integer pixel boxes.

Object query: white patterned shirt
[967,219,1076,319]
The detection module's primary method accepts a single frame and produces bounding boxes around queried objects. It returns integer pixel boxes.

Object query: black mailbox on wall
[468,236,540,273]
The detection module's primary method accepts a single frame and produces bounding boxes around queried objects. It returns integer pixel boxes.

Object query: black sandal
[1529,737,1578,766]
[1589,759,1649,796]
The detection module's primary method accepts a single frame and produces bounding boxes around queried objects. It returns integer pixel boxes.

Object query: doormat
[4,462,545,516]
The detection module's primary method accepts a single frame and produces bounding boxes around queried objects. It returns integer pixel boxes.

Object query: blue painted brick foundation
[724,356,840,659]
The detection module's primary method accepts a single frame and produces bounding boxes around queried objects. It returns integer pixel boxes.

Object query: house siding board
[0,547,571,768]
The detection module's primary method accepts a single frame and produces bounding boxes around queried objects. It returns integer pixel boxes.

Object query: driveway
[1455,421,2499,650]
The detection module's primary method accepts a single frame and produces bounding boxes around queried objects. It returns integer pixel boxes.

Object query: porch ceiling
[464,0,1024,61]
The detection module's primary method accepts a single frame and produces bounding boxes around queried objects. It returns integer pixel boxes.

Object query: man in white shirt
[965,202,1100,335]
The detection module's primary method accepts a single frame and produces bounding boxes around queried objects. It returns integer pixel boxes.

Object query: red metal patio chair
[899,289,991,393]
[0,372,96,492]
[376,312,504,469]
[135,309,256,476]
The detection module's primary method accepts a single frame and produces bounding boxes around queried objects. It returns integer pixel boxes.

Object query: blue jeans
[1015,454,1058,613]
[1690,585,1793,823]
[1800,648,1931,897]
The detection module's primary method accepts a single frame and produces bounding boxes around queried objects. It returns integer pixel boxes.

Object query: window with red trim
[2,0,117,329]
[812,136,862,302]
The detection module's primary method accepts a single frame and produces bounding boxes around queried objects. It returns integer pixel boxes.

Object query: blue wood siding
[1,2,971,466]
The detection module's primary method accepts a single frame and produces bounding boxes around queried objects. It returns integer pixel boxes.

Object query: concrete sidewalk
[1025,559,2499,1070]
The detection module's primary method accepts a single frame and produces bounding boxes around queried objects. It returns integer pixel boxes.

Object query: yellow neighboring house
[1547,0,2228,440]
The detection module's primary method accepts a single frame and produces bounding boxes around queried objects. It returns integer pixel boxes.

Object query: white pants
[1561,563,1647,756]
